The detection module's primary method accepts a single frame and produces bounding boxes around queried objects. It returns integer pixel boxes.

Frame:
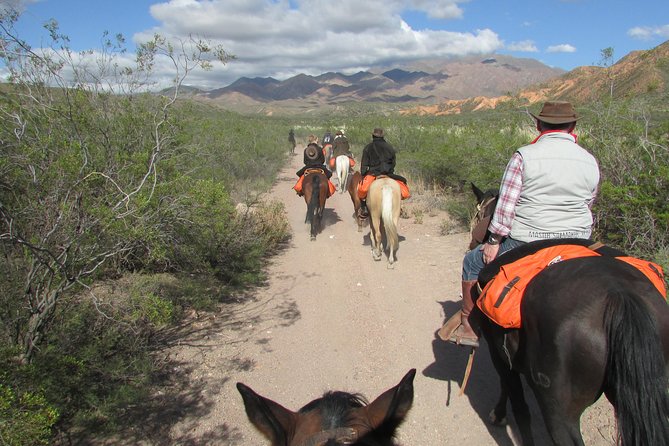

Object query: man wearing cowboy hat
[439,101,600,347]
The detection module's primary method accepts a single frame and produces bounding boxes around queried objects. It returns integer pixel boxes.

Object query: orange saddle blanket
[357,175,411,200]
[477,244,667,329]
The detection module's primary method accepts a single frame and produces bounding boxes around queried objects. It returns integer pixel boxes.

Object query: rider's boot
[358,199,369,219]
[437,280,480,347]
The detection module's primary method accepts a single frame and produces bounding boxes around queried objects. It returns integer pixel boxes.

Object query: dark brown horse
[237,369,415,446]
[347,170,365,232]
[302,169,328,240]
[468,183,669,445]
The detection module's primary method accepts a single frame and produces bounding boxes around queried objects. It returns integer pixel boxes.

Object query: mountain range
[187,40,669,115]
[191,54,563,113]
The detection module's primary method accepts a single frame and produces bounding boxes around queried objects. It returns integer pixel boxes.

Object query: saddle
[477,239,666,329]
[304,167,326,176]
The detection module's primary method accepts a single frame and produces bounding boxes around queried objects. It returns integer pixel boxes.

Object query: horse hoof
[488,409,507,426]
[310,235,316,241]
[387,263,395,270]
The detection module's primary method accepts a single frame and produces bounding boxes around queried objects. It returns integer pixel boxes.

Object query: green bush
[0,383,59,446]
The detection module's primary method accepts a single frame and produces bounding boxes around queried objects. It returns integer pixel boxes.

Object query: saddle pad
[478,245,667,329]
[477,244,601,328]
[358,175,411,200]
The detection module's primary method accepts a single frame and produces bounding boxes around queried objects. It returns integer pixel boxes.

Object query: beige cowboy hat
[530,101,580,124]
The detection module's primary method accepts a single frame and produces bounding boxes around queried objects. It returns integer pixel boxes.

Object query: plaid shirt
[488,152,523,237]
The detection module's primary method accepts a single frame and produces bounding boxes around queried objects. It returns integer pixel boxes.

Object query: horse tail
[336,155,349,193]
[381,185,398,251]
[603,290,669,445]
[307,175,320,222]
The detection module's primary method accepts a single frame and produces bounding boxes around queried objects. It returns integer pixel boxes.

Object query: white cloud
[408,0,470,20]
[546,44,576,53]
[506,40,538,52]
[0,0,39,14]
[628,24,669,40]
[129,0,502,88]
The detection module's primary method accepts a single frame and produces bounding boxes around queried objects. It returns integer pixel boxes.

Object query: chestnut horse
[302,170,328,240]
[237,369,415,446]
[367,177,401,267]
[468,184,669,445]
[347,171,365,232]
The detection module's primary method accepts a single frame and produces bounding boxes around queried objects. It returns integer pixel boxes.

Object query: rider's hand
[482,243,500,264]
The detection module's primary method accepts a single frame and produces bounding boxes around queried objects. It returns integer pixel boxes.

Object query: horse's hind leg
[370,216,382,261]
[540,409,585,446]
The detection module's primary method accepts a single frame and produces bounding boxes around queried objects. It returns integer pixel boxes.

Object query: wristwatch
[487,234,502,245]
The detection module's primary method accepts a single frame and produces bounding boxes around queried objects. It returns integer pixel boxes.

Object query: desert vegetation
[1,12,667,445]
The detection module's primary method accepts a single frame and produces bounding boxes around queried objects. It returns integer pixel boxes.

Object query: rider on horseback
[293,143,335,197]
[438,101,600,348]
[330,130,355,171]
[357,128,408,218]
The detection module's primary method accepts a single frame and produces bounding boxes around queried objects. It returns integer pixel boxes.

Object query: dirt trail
[165,146,616,445]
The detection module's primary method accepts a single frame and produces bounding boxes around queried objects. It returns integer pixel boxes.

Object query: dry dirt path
[165,146,616,445]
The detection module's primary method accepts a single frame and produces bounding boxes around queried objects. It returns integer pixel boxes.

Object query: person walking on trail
[293,143,336,197]
[288,129,296,154]
[438,100,600,348]
[357,128,409,218]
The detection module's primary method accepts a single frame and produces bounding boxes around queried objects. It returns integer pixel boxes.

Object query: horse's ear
[237,382,295,444]
[363,369,416,433]
[471,182,485,203]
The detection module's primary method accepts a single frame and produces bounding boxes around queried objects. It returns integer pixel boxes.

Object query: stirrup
[437,311,462,341]
[448,325,479,348]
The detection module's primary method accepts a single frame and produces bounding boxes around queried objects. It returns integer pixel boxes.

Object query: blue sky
[5,0,669,90]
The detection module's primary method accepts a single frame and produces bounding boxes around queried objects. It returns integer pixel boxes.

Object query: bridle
[470,194,498,231]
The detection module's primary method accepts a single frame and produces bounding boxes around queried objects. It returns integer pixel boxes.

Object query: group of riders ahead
[293,128,410,217]
[291,101,665,349]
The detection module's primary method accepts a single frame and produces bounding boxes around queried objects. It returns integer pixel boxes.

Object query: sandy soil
[160,147,617,445]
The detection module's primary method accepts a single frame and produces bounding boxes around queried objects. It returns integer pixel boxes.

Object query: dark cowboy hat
[530,101,580,124]
[305,144,319,161]
[372,127,384,137]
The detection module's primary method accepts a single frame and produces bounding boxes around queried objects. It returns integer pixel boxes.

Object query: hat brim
[530,112,580,124]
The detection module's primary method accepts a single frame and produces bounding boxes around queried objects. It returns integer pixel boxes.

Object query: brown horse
[467,183,669,445]
[302,169,328,240]
[347,170,365,232]
[367,176,401,267]
[237,369,415,446]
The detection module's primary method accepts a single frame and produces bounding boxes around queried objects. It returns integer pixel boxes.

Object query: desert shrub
[581,98,669,269]
[0,378,59,446]
[0,12,292,444]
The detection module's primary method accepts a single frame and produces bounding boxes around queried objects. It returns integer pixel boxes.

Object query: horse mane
[300,391,368,430]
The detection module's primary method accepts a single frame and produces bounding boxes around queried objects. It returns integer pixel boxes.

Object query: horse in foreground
[468,183,669,445]
[302,170,328,240]
[237,369,416,446]
[335,155,350,194]
[367,177,401,267]
[347,171,365,232]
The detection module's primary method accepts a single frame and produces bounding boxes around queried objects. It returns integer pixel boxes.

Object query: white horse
[367,177,401,268]
[335,155,350,193]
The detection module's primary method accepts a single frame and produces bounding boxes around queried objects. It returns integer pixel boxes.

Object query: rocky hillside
[401,40,669,116]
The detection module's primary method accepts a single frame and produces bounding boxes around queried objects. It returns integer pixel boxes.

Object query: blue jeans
[462,237,526,281]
